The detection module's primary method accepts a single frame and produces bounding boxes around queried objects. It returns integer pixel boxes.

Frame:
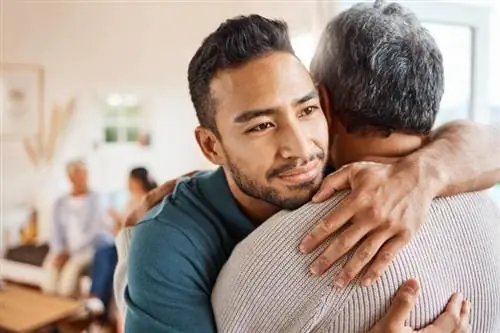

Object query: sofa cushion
[5,244,49,267]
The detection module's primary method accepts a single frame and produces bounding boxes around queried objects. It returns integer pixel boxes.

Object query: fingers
[338,230,393,287]
[124,180,176,227]
[312,165,352,202]
[123,211,138,227]
[299,195,357,254]
[429,293,467,331]
[124,201,146,227]
[361,236,408,286]
[146,180,176,207]
[309,222,373,281]
[445,293,464,317]
[383,278,420,325]
[455,300,472,332]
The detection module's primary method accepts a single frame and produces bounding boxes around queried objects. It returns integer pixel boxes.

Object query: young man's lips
[278,160,321,183]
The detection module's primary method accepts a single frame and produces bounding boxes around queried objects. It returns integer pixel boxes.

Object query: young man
[123,13,499,333]
[212,2,500,332]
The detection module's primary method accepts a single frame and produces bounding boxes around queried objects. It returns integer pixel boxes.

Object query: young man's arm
[300,120,500,286]
[125,219,216,333]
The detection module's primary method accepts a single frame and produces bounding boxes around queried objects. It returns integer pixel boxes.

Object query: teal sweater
[125,168,255,333]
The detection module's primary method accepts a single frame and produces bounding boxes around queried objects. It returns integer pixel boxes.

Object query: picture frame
[0,63,44,143]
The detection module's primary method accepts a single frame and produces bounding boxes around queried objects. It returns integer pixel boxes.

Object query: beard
[226,152,325,211]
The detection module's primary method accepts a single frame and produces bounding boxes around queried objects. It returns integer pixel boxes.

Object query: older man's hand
[299,159,444,287]
[370,279,471,333]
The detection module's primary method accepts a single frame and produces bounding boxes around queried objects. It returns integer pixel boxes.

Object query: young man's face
[201,52,329,210]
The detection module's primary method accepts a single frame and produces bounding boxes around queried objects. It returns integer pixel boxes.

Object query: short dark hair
[188,15,295,136]
[310,0,444,135]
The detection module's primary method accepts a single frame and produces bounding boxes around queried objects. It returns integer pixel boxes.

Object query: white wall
[1,0,323,240]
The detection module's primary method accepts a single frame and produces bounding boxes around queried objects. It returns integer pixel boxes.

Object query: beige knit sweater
[212,191,500,333]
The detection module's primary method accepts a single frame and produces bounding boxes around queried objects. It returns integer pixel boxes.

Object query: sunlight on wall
[292,34,315,69]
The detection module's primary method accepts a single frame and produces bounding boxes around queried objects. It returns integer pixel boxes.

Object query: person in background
[42,159,107,298]
[86,167,157,330]
[108,167,158,229]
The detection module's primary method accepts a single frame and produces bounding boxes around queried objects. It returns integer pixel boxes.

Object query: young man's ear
[195,126,225,165]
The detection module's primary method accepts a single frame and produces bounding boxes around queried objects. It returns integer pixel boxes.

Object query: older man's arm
[300,120,500,286]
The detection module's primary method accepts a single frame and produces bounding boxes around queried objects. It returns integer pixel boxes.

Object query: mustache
[266,152,326,180]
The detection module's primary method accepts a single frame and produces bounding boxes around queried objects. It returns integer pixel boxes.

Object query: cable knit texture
[212,191,500,333]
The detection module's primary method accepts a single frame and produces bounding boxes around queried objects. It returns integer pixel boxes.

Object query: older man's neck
[331,131,426,168]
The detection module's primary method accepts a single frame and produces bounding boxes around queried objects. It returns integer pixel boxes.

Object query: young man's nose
[279,122,311,161]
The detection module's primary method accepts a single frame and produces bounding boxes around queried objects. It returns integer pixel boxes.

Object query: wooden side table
[0,284,82,333]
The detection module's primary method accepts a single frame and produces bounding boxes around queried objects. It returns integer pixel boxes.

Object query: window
[422,23,473,126]
[102,93,141,144]
[488,3,500,206]
[490,4,500,127]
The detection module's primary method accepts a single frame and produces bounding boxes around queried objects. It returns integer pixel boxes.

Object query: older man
[119,10,499,333]
[212,2,500,332]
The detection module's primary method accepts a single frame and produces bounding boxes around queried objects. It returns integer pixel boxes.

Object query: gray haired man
[212,1,500,332]
[42,160,107,298]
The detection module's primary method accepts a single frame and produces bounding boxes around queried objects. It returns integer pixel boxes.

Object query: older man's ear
[123,171,199,227]
[318,84,339,149]
[318,85,332,126]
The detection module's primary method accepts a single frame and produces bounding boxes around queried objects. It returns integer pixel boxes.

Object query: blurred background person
[108,167,157,230]
[41,159,107,298]
[85,167,157,331]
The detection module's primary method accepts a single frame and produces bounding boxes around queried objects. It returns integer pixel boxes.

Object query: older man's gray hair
[310,0,444,135]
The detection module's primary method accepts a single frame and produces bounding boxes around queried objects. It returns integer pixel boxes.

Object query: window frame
[101,95,142,144]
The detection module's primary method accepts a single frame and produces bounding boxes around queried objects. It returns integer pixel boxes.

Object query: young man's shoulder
[125,181,223,333]
[135,170,219,232]
[136,168,250,238]
[132,206,207,260]
[131,168,240,265]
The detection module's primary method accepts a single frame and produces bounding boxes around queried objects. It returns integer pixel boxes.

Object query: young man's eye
[299,106,319,118]
[247,122,274,133]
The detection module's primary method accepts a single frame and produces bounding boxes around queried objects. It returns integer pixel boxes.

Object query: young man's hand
[370,279,471,333]
[299,160,441,287]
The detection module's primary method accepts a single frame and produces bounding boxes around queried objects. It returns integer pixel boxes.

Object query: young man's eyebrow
[234,108,276,123]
